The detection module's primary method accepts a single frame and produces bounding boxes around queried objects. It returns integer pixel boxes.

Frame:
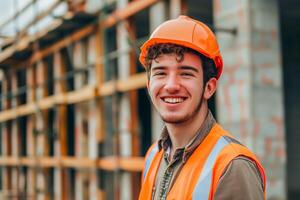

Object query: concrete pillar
[117,0,132,199]
[87,26,107,199]
[26,65,36,200]
[11,71,20,196]
[170,0,182,19]
[149,2,167,141]
[214,0,286,199]
[1,76,12,198]
[87,35,102,200]
[73,41,88,200]
[35,61,49,200]
[53,51,69,200]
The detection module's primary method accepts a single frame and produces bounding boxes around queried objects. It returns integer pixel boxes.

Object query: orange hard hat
[139,15,223,79]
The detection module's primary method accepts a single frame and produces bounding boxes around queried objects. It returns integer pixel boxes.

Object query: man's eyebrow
[151,66,167,71]
[179,66,199,73]
[151,65,199,72]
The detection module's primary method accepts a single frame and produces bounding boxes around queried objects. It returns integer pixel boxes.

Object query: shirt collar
[157,110,216,162]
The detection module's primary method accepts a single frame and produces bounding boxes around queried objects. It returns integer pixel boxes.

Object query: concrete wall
[214,0,286,199]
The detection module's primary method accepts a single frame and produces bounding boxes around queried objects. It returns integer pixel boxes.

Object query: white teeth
[163,98,184,103]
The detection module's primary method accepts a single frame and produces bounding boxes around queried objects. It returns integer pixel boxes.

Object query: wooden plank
[62,157,95,168]
[0,156,144,171]
[116,2,132,198]
[26,65,37,200]
[149,1,166,142]
[1,77,12,196]
[65,85,98,104]
[1,122,12,195]
[0,73,147,122]
[0,157,59,168]
[87,34,102,200]
[36,60,49,98]
[94,29,104,86]
[11,70,20,197]
[73,41,84,200]
[35,60,50,200]
[128,18,141,200]
[119,157,144,172]
[88,29,106,200]
[93,29,106,143]
[117,73,147,92]
[53,51,68,200]
[0,157,20,166]
[73,40,87,200]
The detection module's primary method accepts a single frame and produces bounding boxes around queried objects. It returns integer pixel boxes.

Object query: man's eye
[153,72,166,76]
[181,72,193,76]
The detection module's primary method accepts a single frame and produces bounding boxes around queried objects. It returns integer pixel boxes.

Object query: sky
[0,0,66,38]
[0,0,31,34]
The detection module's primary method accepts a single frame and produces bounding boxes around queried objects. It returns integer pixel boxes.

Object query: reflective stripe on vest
[192,136,242,200]
[143,145,159,180]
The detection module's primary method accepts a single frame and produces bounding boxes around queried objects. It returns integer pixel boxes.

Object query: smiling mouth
[162,97,186,104]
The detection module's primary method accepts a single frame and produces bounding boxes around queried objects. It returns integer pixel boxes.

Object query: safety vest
[139,123,266,200]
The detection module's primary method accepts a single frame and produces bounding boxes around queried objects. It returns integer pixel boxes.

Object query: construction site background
[0,0,299,199]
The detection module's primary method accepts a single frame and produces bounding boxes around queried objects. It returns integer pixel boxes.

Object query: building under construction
[0,0,299,199]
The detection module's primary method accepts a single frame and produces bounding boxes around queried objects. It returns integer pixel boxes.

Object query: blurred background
[0,0,299,199]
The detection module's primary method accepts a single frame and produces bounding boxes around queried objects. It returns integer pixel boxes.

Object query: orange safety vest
[139,123,266,200]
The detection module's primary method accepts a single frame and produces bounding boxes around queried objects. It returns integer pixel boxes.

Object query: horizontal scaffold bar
[0,72,147,122]
[0,156,144,172]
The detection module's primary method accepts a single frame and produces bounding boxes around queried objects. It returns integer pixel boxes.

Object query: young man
[138,16,266,200]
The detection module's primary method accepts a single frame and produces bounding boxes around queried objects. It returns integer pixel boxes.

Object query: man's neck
[165,106,208,151]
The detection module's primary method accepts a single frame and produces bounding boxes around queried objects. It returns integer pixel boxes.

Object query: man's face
[147,52,206,124]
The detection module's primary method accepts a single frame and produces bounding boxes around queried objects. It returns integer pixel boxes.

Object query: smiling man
[138,16,266,200]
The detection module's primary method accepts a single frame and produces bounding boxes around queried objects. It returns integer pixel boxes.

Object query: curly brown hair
[143,43,217,84]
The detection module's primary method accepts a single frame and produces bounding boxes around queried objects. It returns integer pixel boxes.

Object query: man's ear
[146,69,151,91]
[204,78,217,100]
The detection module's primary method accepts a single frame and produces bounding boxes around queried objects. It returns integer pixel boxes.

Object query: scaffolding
[0,0,179,199]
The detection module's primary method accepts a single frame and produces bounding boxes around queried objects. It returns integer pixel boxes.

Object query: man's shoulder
[213,156,265,200]
[222,156,264,182]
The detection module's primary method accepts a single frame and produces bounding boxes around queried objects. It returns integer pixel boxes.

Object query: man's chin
[161,115,190,124]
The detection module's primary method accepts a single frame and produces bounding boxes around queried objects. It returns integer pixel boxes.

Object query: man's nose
[164,75,180,93]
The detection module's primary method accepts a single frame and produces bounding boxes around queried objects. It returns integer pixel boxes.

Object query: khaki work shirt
[152,111,264,200]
